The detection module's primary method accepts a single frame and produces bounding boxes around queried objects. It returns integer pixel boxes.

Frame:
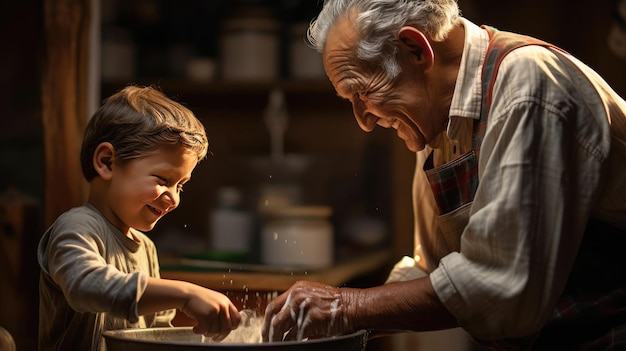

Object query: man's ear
[398,26,434,70]
[93,142,115,180]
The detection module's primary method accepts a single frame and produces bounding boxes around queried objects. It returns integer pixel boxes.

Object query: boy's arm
[139,277,241,339]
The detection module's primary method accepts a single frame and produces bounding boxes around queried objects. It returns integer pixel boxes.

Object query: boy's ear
[93,142,115,180]
[398,26,434,70]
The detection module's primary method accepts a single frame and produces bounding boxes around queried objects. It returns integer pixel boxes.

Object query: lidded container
[220,2,279,82]
[261,206,333,268]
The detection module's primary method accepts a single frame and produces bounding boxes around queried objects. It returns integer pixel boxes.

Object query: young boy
[37,86,241,351]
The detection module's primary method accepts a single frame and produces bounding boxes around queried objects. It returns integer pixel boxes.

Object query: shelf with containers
[99,0,412,271]
[100,0,327,86]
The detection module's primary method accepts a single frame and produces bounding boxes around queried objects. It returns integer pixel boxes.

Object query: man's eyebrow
[335,79,358,99]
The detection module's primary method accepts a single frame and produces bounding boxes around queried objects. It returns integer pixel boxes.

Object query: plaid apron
[424,26,626,350]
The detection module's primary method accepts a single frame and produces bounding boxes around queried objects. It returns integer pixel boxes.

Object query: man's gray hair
[307,0,460,78]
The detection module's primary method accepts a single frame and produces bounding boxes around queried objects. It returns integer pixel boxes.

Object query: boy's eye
[155,175,185,193]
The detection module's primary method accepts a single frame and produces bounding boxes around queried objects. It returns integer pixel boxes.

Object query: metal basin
[103,327,369,351]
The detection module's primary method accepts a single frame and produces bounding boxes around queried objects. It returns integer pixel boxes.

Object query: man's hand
[261,280,356,342]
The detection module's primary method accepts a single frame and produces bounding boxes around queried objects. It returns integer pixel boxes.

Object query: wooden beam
[41,0,91,226]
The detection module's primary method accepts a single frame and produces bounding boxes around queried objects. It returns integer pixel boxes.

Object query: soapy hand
[261,281,355,342]
[180,285,241,341]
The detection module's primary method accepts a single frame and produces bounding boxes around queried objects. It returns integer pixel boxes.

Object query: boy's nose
[162,189,179,210]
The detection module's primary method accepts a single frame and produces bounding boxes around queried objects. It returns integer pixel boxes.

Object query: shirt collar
[447,18,490,140]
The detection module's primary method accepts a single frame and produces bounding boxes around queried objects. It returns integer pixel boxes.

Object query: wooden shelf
[160,248,395,293]
[101,78,335,98]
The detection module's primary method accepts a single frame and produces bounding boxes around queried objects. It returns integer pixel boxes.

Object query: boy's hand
[181,285,241,341]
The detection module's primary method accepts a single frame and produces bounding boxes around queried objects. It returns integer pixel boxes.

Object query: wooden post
[41,0,90,227]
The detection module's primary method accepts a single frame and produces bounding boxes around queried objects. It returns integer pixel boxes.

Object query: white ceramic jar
[261,206,333,268]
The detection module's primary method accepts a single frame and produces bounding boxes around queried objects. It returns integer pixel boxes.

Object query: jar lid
[264,205,332,218]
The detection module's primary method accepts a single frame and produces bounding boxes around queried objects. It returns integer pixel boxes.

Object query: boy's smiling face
[101,145,197,237]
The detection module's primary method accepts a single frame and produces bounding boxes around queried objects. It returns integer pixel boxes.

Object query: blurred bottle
[209,187,253,255]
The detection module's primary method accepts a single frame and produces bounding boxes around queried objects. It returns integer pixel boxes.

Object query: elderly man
[262,0,626,350]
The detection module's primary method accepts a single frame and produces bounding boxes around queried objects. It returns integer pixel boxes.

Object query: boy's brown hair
[80,85,209,181]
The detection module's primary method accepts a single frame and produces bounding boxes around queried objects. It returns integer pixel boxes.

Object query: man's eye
[356,91,369,101]
[350,92,364,103]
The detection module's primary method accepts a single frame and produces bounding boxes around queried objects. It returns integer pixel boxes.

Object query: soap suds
[202,309,263,344]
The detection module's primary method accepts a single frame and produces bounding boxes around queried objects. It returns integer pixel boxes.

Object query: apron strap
[476,25,564,156]
[425,26,560,216]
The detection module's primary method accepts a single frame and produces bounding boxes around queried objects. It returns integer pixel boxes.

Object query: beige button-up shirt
[403,18,626,340]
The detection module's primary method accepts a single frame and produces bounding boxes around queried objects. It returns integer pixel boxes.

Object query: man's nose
[352,101,377,132]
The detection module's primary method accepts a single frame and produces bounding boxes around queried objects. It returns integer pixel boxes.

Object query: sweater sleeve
[45,209,149,323]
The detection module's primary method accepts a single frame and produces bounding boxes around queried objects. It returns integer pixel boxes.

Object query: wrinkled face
[104,146,197,235]
[323,15,442,152]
